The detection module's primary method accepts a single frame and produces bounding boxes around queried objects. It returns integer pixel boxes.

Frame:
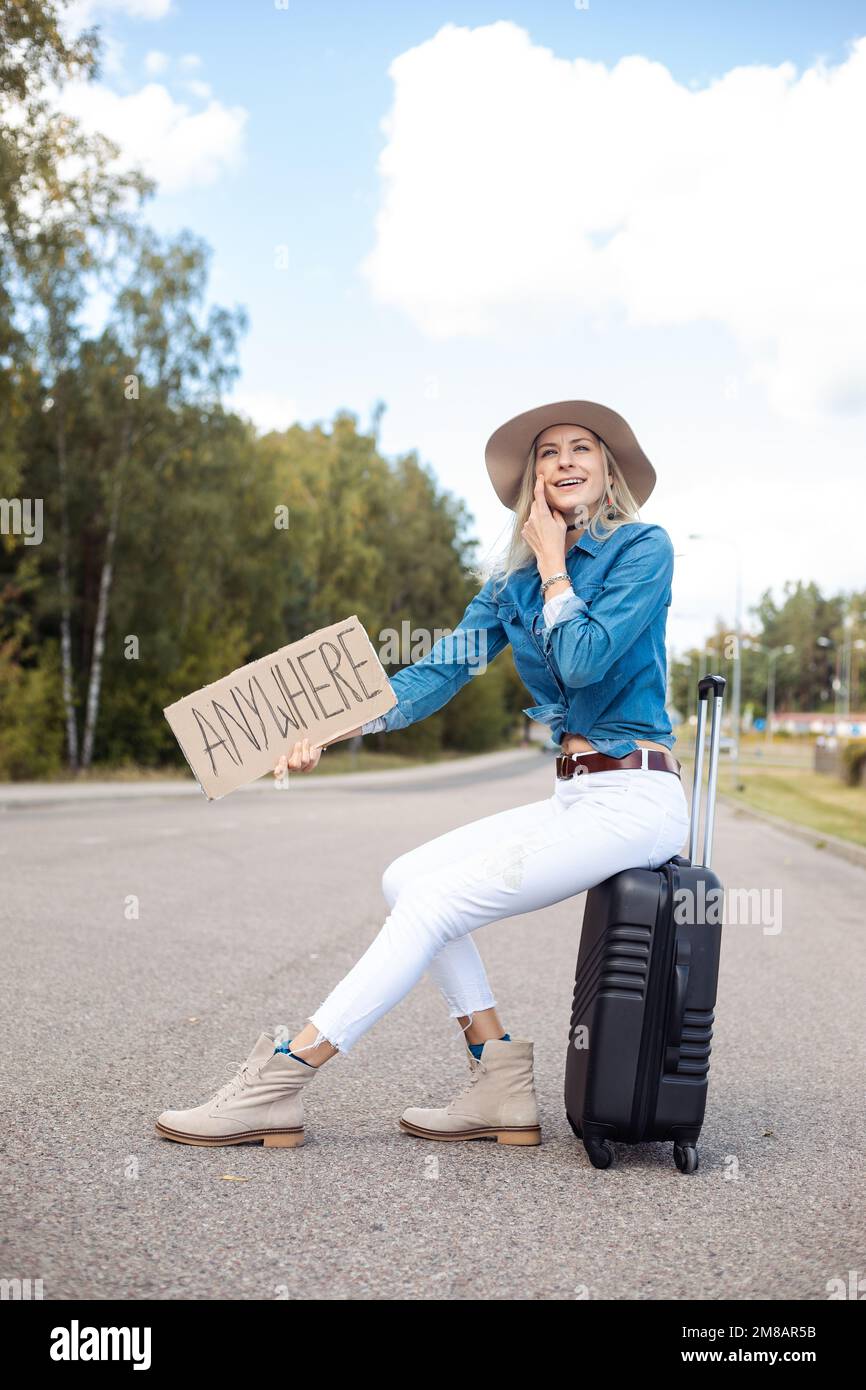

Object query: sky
[57,0,866,656]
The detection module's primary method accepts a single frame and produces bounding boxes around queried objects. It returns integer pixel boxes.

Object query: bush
[841,737,866,787]
[0,636,65,779]
[443,661,516,751]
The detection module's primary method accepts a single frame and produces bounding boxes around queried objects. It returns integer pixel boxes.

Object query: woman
[155,399,691,1150]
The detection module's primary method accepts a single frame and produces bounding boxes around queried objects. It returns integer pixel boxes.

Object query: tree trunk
[55,406,79,770]
[81,417,131,769]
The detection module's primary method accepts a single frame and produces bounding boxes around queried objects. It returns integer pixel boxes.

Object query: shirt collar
[567,527,603,557]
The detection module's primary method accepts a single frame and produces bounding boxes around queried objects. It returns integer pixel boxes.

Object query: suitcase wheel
[673,1142,699,1174]
[584,1138,614,1170]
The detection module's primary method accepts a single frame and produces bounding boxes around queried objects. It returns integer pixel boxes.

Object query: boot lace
[211,1060,256,1111]
[446,1057,486,1112]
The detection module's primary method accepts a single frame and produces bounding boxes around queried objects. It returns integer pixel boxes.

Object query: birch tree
[79,229,246,767]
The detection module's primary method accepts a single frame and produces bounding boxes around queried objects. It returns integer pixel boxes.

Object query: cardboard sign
[163,615,396,800]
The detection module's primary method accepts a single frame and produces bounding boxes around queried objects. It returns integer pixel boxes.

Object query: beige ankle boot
[155,1032,320,1148]
[399,1037,541,1145]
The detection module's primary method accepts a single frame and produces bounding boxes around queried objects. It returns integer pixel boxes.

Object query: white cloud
[179,54,203,71]
[361,21,866,424]
[144,50,170,75]
[60,79,247,194]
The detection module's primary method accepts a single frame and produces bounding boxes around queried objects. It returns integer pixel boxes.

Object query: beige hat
[484,399,656,511]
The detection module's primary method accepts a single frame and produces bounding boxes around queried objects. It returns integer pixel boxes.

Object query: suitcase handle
[687,672,726,870]
[667,939,691,1050]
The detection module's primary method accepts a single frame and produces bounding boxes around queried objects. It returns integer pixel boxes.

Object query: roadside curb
[718,793,866,871]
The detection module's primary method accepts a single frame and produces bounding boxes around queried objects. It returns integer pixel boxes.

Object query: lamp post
[741,637,763,735]
[816,636,840,720]
[765,644,796,743]
[689,533,743,784]
[767,644,795,745]
[854,639,866,720]
[741,640,795,743]
[817,627,866,732]
[839,611,866,719]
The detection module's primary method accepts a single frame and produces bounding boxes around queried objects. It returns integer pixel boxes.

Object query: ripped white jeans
[292,765,692,1059]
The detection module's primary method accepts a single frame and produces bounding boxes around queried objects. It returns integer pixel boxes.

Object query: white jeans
[294,765,692,1058]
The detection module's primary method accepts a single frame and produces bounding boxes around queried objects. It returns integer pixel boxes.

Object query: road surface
[1,749,863,1300]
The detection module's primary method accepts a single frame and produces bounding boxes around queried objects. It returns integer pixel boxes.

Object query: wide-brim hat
[484,399,656,511]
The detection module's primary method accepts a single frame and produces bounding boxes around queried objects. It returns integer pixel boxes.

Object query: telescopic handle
[687,673,727,870]
[698,674,726,701]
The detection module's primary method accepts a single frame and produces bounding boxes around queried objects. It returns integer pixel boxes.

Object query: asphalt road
[1,748,863,1301]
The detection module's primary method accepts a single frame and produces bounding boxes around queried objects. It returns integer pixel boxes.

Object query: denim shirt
[366,520,676,758]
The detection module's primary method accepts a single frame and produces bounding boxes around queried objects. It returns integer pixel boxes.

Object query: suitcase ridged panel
[674,1008,715,1078]
[569,924,651,1030]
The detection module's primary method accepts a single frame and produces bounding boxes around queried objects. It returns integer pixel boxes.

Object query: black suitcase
[564,674,726,1173]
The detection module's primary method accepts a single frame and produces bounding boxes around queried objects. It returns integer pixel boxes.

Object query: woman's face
[533,423,608,520]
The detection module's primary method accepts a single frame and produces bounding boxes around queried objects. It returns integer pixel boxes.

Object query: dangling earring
[605,487,617,519]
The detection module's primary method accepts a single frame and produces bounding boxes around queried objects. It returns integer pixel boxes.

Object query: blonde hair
[475,429,643,594]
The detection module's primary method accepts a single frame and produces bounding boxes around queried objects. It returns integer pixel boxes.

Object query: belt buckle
[561,752,587,778]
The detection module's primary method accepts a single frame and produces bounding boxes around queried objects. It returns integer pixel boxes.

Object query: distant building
[771,712,866,737]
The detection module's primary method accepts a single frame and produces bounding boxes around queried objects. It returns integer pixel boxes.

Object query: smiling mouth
[553,477,587,489]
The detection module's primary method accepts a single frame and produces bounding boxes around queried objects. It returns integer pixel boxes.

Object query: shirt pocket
[570,579,604,607]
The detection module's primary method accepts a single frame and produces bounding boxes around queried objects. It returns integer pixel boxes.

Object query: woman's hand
[273,737,323,783]
[521,473,568,571]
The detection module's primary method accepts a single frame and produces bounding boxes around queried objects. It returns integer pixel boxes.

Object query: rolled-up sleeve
[541,586,576,629]
[376,577,510,732]
[359,715,387,734]
[542,526,674,688]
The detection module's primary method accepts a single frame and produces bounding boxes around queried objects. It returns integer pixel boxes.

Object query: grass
[28,762,192,783]
[679,755,866,849]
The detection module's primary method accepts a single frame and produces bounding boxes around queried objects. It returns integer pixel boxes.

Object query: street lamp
[742,639,795,742]
[689,533,743,781]
[816,635,841,718]
[765,644,796,743]
[839,611,866,719]
[854,639,866,721]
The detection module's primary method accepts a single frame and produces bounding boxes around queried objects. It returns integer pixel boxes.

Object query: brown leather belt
[555,748,682,780]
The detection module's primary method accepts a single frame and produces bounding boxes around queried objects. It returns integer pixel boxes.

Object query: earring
[605,491,617,519]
